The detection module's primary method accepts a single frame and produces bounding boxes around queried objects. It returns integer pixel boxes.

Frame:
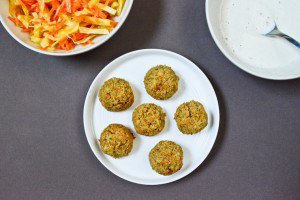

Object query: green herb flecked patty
[132,103,166,136]
[98,78,134,112]
[144,65,179,100]
[149,140,183,176]
[99,124,135,158]
[174,100,208,134]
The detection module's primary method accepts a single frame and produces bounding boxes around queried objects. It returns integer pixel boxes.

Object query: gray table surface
[1,0,299,200]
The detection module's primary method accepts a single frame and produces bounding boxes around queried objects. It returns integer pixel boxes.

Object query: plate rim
[83,48,220,185]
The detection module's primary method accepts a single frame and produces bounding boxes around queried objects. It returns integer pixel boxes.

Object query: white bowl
[206,0,300,80]
[0,0,133,56]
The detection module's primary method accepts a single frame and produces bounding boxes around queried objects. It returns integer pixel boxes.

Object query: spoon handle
[282,35,300,48]
[265,25,300,49]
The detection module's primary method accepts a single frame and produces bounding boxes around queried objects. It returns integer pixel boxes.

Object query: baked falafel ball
[132,103,166,136]
[144,65,179,100]
[99,124,135,158]
[98,78,134,112]
[174,100,208,134]
[149,140,183,176]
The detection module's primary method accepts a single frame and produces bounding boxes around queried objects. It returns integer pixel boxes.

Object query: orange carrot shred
[105,0,111,6]
[8,0,125,51]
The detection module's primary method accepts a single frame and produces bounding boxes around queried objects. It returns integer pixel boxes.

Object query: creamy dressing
[220,0,300,69]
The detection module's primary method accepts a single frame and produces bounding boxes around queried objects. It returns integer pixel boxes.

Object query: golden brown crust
[174,100,208,134]
[144,65,179,100]
[99,124,135,158]
[132,103,166,136]
[149,140,183,176]
[99,78,134,112]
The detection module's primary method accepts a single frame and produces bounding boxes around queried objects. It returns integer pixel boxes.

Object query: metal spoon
[264,24,300,48]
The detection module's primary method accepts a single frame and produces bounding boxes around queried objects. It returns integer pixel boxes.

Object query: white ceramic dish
[0,0,133,56]
[206,0,300,80]
[83,49,220,185]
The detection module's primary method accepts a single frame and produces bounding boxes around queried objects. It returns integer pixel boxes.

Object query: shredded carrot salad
[8,0,125,51]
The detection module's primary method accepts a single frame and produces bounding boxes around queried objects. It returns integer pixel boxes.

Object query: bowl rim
[205,0,300,80]
[0,0,134,56]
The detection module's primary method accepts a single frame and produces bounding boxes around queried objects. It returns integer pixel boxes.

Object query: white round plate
[206,0,300,80]
[0,0,133,56]
[83,49,220,185]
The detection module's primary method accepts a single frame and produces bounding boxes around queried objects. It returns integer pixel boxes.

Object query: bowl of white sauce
[206,0,300,80]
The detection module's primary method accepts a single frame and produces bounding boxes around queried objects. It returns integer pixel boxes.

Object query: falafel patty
[132,103,166,136]
[99,124,135,158]
[149,140,183,176]
[144,65,179,100]
[98,78,134,112]
[174,100,208,134]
